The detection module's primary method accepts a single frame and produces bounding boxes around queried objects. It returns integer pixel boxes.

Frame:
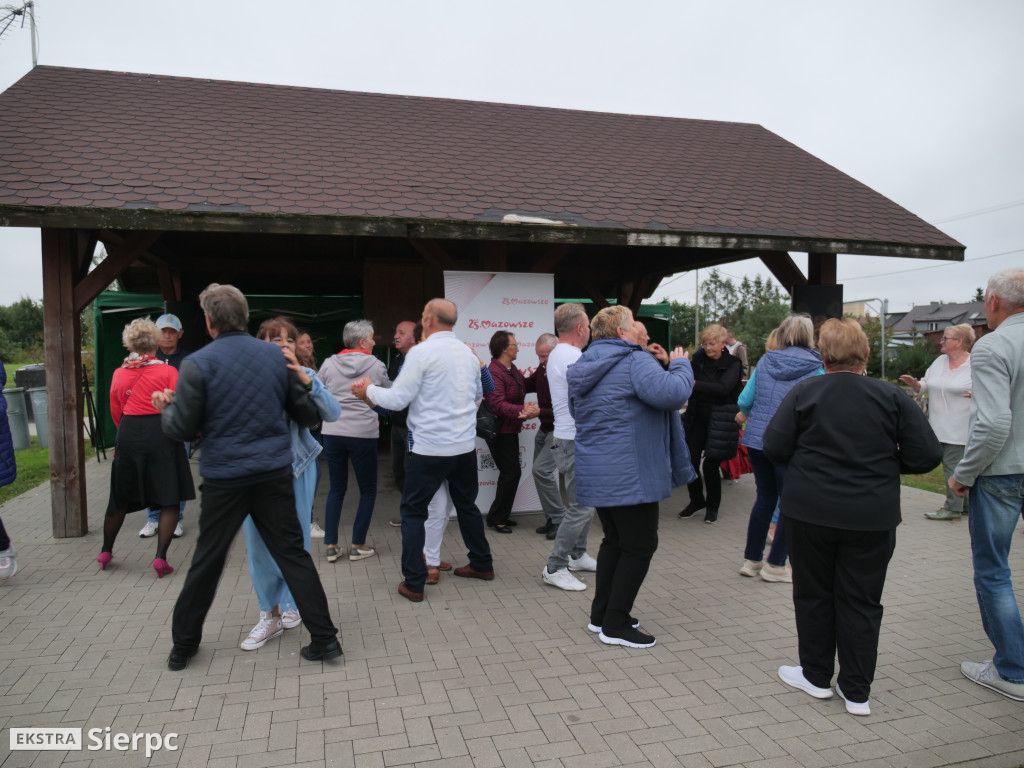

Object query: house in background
[889,301,988,348]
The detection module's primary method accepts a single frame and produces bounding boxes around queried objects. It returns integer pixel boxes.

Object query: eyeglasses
[940,336,957,343]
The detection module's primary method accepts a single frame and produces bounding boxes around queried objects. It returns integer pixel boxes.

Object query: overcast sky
[0,0,1020,311]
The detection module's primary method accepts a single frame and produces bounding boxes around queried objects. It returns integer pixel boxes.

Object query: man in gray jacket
[951,268,1024,701]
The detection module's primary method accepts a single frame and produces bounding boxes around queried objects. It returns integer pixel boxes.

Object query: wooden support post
[758,251,807,295]
[41,229,88,537]
[808,252,837,285]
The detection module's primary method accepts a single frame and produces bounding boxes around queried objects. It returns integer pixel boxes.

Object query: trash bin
[3,387,31,450]
[27,387,48,448]
[15,364,46,420]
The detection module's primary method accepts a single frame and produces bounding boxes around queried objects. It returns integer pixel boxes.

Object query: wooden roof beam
[758,251,808,295]
[74,230,164,313]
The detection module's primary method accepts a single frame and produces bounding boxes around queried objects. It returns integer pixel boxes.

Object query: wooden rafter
[75,230,164,312]
[409,238,459,270]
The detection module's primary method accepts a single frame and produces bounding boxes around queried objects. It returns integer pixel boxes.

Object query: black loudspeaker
[791,284,844,321]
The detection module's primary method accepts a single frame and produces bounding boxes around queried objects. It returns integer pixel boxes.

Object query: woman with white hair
[899,323,975,521]
[318,319,391,563]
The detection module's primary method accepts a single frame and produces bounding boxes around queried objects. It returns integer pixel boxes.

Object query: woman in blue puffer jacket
[567,306,696,649]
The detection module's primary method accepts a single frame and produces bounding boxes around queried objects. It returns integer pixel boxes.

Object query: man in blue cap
[140,313,192,539]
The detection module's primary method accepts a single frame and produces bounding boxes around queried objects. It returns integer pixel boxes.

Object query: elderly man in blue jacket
[154,283,340,670]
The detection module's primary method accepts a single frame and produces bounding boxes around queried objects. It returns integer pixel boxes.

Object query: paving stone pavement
[0,454,1022,768]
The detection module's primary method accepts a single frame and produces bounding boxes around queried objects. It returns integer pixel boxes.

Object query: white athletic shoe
[309,522,325,539]
[567,552,598,572]
[173,523,184,538]
[281,609,302,629]
[240,612,284,651]
[139,521,158,538]
[778,665,833,699]
[542,567,586,591]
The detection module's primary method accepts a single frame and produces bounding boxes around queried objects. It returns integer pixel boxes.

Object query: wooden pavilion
[0,66,963,537]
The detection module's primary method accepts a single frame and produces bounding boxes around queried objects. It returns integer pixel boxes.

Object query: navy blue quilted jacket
[0,363,16,488]
[161,331,321,480]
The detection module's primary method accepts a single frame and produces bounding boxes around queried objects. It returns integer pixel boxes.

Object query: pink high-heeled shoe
[97,552,112,570]
[152,558,173,578]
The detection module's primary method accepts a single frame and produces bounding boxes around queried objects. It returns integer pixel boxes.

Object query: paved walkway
[0,454,1022,768]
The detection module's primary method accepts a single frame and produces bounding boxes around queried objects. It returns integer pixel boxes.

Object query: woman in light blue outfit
[240,317,341,651]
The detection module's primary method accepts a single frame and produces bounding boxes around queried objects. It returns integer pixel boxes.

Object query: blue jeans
[148,501,185,523]
[243,463,316,613]
[744,448,788,567]
[323,435,378,547]
[968,474,1024,683]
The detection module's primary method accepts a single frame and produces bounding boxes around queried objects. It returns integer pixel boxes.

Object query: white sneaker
[836,684,871,715]
[568,552,598,572]
[310,522,325,539]
[778,665,833,699]
[139,521,158,538]
[0,545,17,580]
[740,559,763,577]
[240,612,284,650]
[281,609,301,629]
[542,566,586,591]
[173,523,184,538]
[761,563,792,583]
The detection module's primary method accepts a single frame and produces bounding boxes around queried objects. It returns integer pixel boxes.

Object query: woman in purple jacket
[484,331,539,533]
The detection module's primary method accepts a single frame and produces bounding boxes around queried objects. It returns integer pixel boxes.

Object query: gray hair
[987,268,1024,310]
[122,317,161,354]
[343,319,374,348]
[774,314,815,349]
[591,305,633,340]
[199,283,249,332]
[535,332,558,353]
[554,302,587,335]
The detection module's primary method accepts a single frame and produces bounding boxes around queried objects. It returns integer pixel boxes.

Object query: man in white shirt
[542,303,599,591]
[353,298,494,603]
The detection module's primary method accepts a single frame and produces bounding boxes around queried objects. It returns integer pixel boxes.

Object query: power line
[931,199,1024,225]
[841,247,1023,281]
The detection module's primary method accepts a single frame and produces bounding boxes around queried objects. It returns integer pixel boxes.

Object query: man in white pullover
[353,298,494,602]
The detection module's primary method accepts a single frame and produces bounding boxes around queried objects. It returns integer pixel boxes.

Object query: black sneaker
[536,518,553,534]
[598,626,656,648]
[678,501,706,519]
[704,508,719,524]
[546,524,560,540]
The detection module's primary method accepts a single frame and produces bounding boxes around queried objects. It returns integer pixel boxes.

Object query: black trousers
[786,516,896,703]
[171,471,338,649]
[685,416,722,510]
[390,423,408,493]
[590,502,659,632]
[400,451,492,592]
[485,434,521,526]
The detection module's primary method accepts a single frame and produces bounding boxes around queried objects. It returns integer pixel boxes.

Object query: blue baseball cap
[156,314,182,332]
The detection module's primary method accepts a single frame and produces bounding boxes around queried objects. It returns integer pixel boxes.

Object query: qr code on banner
[478,450,497,471]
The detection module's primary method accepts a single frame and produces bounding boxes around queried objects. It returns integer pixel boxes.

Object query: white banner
[445,270,554,513]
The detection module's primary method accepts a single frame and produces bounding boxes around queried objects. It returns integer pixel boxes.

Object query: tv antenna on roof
[0,1,38,66]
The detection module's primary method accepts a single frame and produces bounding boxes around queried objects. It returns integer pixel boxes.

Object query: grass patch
[901,465,947,496]
[0,439,51,506]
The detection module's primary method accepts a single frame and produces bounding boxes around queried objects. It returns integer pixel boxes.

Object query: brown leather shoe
[437,561,452,571]
[425,567,440,585]
[453,564,495,581]
[397,581,424,602]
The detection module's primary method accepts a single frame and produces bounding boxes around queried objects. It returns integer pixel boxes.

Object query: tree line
[662,270,941,380]
[0,297,94,363]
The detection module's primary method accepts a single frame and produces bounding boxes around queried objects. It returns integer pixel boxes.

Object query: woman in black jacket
[763,318,942,716]
[679,324,743,524]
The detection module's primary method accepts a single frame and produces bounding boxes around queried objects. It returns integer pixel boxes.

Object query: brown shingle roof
[0,66,962,255]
